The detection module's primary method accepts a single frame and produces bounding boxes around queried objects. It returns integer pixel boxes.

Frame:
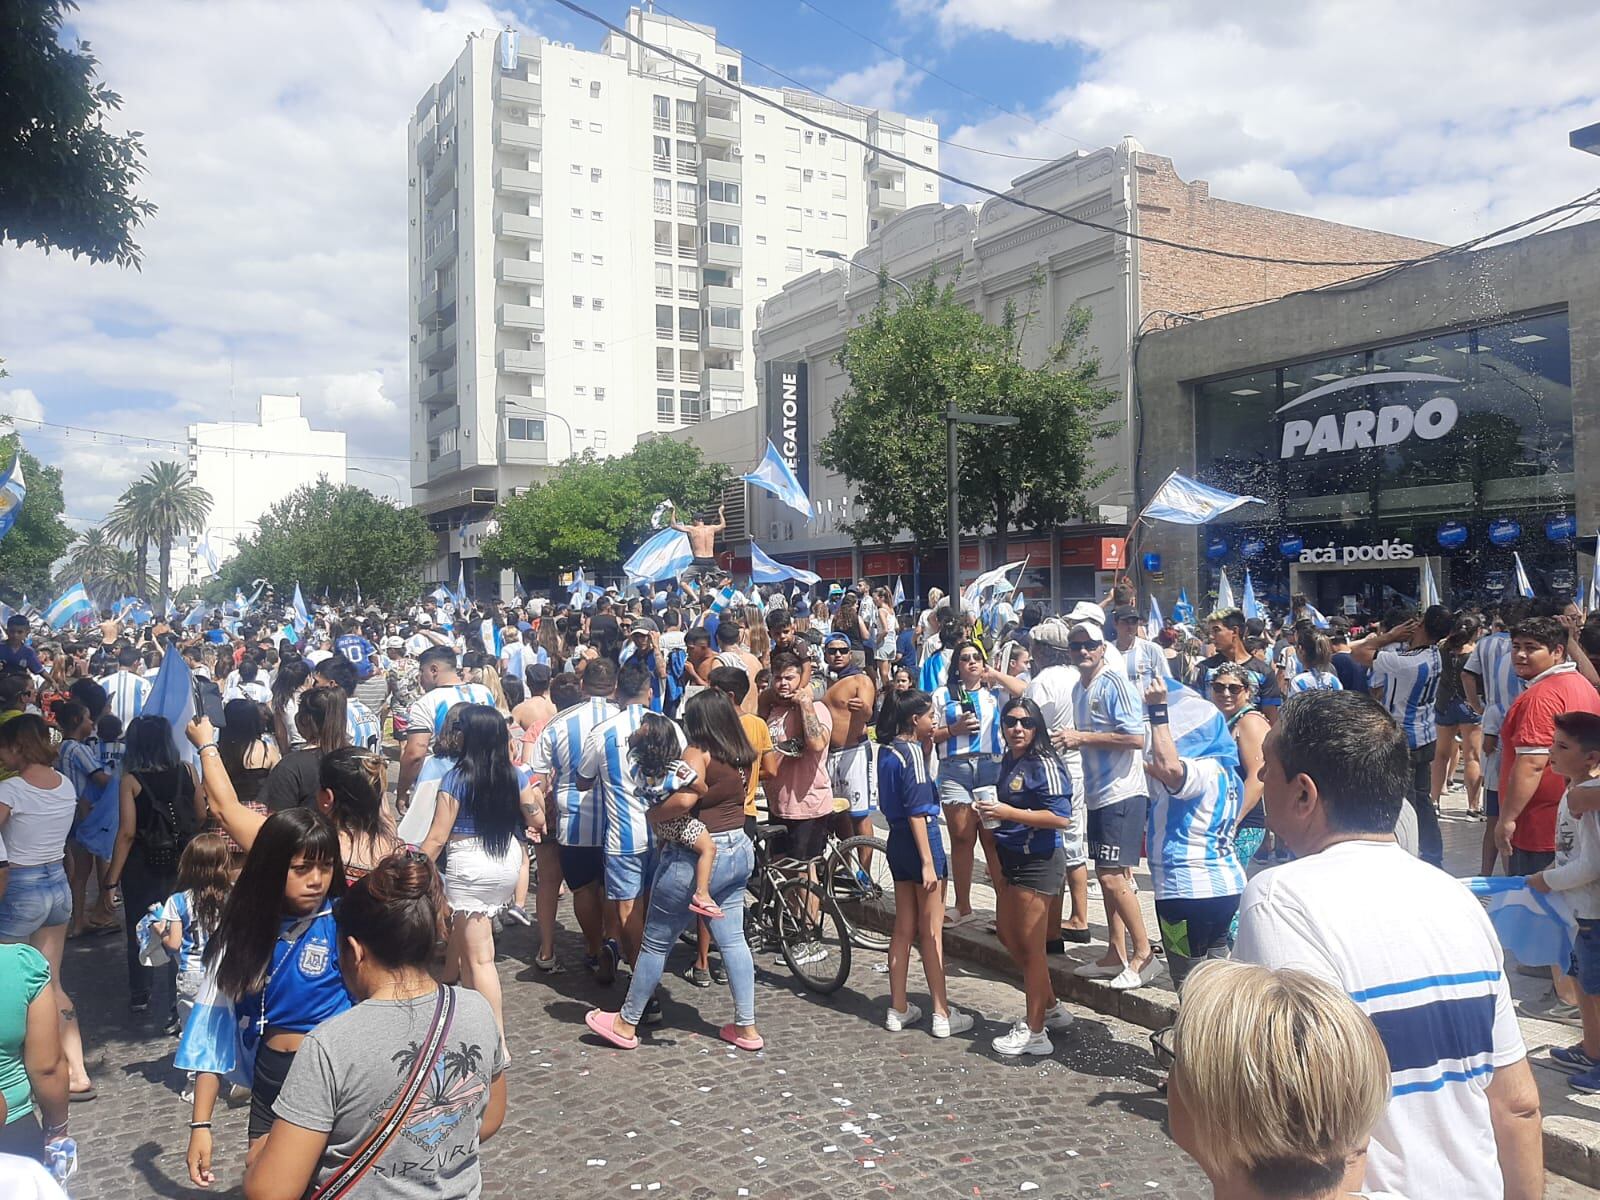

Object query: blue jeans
[621,831,757,1027]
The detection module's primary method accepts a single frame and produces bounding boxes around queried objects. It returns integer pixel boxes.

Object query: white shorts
[828,741,877,818]
[442,837,522,916]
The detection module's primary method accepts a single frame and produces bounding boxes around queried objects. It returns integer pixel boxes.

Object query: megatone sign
[765,360,810,491]
[1275,372,1461,459]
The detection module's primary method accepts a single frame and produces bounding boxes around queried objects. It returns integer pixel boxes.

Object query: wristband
[189,1121,212,1130]
[43,1120,68,1137]
[1146,704,1170,724]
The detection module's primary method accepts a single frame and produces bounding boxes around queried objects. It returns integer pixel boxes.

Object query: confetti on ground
[1020,1184,1039,1193]
[823,1145,839,1153]
[739,1191,749,1197]
[1066,1151,1079,1158]
[1146,1184,1160,1190]
[586,1158,607,1167]
[647,1185,661,1192]
[936,1098,944,1105]
[741,1127,752,1135]
[699,1086,713,1092]
[668,1119,681,1127]
[867,1112,881,1119]
[625,1131,637,1138]
[863,1160,876,1169]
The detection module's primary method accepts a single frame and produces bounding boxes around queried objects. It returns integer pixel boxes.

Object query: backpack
[133,768,200,872]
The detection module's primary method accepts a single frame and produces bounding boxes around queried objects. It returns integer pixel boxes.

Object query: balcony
[866,147,903,181]
[653,239,671,256]
[496,75,541,108]
[494,116,542,151]
[706,366,744,393]
[426,449,461,481]
[700,323,741,352]
[870,181,906,212]
[676,159,698,178]
[497,348,545,375]
[652,153,670,172]
[496,257,543,285]
[496,303,544,330]
[418,324,456,366]
[678,327,699,343]
[424,228,457,272]
[418,286,444,322]
[495,211,542,241]
[699,238,741,269]
[700,155,741,185]
[677,243,699,261]
[425,404,459,441]
[698,110,739,147]
[494,166,541,196]
[701,283,742,308]
[419,365,457,405]
[678,367,700,387]
[655,366,674,382]
[424,144,456,203]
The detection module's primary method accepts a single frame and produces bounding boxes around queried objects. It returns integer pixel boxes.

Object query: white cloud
[0,0,517,520]
[910,0,1600,244]
[0,389,45,426]
[826,60,922,111]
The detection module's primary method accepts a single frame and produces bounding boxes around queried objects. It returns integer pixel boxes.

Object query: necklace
[257,906,330,1036]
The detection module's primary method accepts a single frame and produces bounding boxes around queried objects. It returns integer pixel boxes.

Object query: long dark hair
[444,705,522,858]
[876,688,931,744]
[296,686,349,754]
[123,715,180,773]
[320,748,388,841]
[629,712,683,779]
[217,699,269,779]
[271,657,310,721]
[335,850,445,971]
[944,640,984,692]
[206,807,345,999]
[1000,697,1049,759]
[682,689,756,769]
[176,832,233,936]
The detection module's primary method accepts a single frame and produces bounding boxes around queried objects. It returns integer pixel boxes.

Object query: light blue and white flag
[1216,571,1235,613]
[500,27,519,70]
[892,576,905,610]
[708,583,738,616]
[1302,600,1331,630]
[1513,551,1536,599]
[163,595,177,621]
[1141,470,1265,526]
[480,618,503,656]
[961,559,1025,615]
[1421,558,1441,608]
[623,528,695,584]
[430,585,452,605]
[43,581,94,630]
[195,535,220,577]
[750,540,820,586]
[740,439,812,523]
[1242,570,1261,621]
[0,449,25,543]
[144,647,197,767]
[455,563,467,607]
[292,583,310,633]
[0,602,11,626]
[183,603,206,629]
[568,567,606,603]
[1162,676,1241,769]
[1147,591,1163,632]
[1467,876,1575,968]
[1173,587,1195,625]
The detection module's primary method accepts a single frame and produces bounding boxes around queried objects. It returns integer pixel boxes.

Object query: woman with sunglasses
[976,698,1076,1057]
[930,641,1006,928]
[1208,663,1269,869]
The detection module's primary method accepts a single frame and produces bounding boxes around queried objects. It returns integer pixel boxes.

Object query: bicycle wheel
[775,879,851,993]
[827,836,893,950]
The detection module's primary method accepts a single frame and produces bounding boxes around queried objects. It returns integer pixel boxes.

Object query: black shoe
[641,997,664,1025]
[130,997,150,1014]
[1045,938,1065,955]
[593,944,617,987]
[684,966,712,988]
[1060,927,1092,944]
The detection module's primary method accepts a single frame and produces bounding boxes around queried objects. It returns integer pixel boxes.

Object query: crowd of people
[0,570,1594,1197]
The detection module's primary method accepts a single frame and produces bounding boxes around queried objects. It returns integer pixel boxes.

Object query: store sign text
[1280,397,1458,459]
[1298,539,1416,565]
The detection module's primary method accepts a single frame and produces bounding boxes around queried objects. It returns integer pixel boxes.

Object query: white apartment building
[407,8,939,590]
[177,393,348,588]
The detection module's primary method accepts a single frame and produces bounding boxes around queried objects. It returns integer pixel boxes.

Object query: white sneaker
[991,1020,1053,1057]
[792,941,829,966]
[886,1003,924,1032]
[1107,959,1156,991]
[931,1007,974,1038]
[1073,959,1121,980]
[945,908,981,928]
[1043,1002,1074,1031]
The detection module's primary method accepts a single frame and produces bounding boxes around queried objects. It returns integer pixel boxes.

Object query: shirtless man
[821,630,878,842]
[670,503,726,583]
[713,620,763,714]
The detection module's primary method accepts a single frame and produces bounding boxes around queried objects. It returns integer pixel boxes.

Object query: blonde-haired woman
[1167,959,1398,1200]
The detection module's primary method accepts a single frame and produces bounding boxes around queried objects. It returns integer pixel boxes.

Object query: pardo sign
[1297,539,1416,566]
[1275,372,1462,460]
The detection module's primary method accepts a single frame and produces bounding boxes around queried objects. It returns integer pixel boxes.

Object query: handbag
[307,985,457,1199]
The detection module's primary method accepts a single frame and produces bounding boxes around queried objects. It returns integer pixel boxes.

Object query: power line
[793,0,1090,153]
[649,1,1057,164]
[544,0,1436,269]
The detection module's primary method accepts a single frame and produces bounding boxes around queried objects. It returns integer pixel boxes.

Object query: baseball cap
[823,632,852,650]
[1063,601,1107,628]
[631,616,660,635]
[1110,605,1139,622]
[1069,621,1105,645]
[384,636,404,650]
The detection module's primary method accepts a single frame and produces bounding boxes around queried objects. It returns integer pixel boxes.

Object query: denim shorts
[1437,697,1481,727]
[937,755,1000,807]
[0,863,73,938]
[1573,919,1600,995]
[605,849,659,902]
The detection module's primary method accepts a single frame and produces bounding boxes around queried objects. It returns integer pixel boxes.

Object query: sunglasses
[1002,715,1037,729]
[957,654,983,664]
[1210,682,1247,696]
[1066,642,1098,653]
[825,645,851,653]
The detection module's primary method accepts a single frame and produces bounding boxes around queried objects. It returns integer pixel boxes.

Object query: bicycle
[744,822,852,993]
[819,825,893,951]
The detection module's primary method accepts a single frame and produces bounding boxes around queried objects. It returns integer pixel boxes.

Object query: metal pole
[947,403,960,630]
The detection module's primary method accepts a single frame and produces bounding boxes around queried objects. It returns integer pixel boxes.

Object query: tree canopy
[819,273,1119,559]
[482,437,729,579]
[0,431,73,602]
[0,0,157,267]
[216,479,434,605]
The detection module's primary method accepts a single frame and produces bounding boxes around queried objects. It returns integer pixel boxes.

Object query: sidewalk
[864,788,1600,1188]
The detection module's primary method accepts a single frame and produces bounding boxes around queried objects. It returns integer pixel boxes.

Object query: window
[678,307,700,334]
[594,387,606,403]
[676,99,696,126]
[754,112,765,124]
[676,140,697,163]
[653,177,671,213]
[804,130,813,144]
[785,128,801,153]
[570,163,582,175]
[571,251,585,262]
[574,385,587,396]
[656,389,674,422]
[832,175,847,200]
[589,81,601,97]
[568,118,581,130]
[707,221,740,245]
[755,234,767,245]
[924,142,933,154]
[569,207,583,218]
[831,213,847,239]
[680,391,701,423]
[818,132,827,145]
[677,265,698,291]
[755,193,766,205]
[572,295,584,308]
[709,305,740,329]
[785,166,801,193]
[573,339,585,350]
[703,268,732,287]
[590,253,604,265]
[785,245,802,271]
[591,168,602,183]
[593,339,605,350]
[507,417,546,441]
[924,182,934,193]
[707,179,739,204]
[570,76,582,88]
[754,153,765,164]
[592,298,605,310]
[655,303,672,333]
[803,169,813,183]
[654,263,672,293]
[677,180,697,207]
[785,206,801,232]
[653,95,670,125]
[590,210,602,221]
[588,121,602,133]
[653,135,670,159]
[755,275,767,287]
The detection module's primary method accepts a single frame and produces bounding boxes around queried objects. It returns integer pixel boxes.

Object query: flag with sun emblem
[0,448,25,543]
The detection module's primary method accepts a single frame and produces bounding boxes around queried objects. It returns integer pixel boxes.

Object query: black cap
[1111,605,1140,622]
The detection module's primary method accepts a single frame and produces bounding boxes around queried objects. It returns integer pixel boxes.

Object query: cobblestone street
[61,903,1204,1199]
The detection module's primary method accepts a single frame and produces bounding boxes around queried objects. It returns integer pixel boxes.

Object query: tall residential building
[407,8,939,588]
[179,393,348,588]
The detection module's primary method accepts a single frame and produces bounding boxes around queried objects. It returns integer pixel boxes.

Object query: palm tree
[115,461,212,610]
[104,480,156,599]
[99,549,152,605]
[59,527,119,587]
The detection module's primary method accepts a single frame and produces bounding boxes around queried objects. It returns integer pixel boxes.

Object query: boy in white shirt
[1528,708,1600,1092]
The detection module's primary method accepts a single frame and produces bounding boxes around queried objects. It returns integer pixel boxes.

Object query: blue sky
[3,0,1598,528]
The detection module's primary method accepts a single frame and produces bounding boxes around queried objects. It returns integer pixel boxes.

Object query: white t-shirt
[1233,840,1524,1200]
[1024,666,1082,799]
[0,1154,67,1200]
[0,772,77,866]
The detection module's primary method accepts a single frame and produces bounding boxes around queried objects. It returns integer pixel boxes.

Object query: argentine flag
[1302,600,1331,630]
[1173,587,1195,625]
[0,449,25,542]
[1216,570,1235,612]
[1241,570,1262,621]
[623,528,695,584]
[892,576,905,610]
[750,540,820,586]
[1512,551,1535,600]
[291,583,311,633]
[740,439,812,523]
[1147,591,1163,632]
[43,581,93,630]
[1141,471,1265,526]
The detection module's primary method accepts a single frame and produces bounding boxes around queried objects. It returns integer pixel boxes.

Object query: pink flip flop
[689,897,726,920]
[585,1009,639,1049]
[719,1024,764,1052]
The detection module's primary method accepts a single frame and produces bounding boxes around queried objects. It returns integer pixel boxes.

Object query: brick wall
[1133,152,1443,324]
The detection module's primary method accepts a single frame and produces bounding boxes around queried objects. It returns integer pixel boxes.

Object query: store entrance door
[1289,557,1439,621]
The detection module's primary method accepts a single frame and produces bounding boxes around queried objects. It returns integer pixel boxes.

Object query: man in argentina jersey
[1463,603,1528,875]
[529,662,617,978]
[397,645,497,809]
[1354,605,1453,868]
[1235,690,1540,1200]
[1139,675,1246,990]
[97,644,151,730]
[578,660,685,973]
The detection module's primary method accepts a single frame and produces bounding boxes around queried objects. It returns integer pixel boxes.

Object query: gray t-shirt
[273,986,507,1198]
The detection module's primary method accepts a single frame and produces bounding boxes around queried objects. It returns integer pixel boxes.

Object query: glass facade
[1192,310,1575,611]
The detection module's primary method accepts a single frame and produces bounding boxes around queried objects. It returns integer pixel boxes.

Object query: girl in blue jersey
[182,806,350,1189]
[1287,629,1342,694]
[931,641,1006,929]
[158,833,231,1030]
[875,690,972,1039]
[979,698,1075,1057]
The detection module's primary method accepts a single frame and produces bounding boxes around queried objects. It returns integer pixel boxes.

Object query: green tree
[0,430,72,602]
[218,479,433,606]
[481,441,728,579]
[93,547,151,605]
[1,0,157,267]
[819,274,1118,563]
[58,524,116,586]
[103,477,153,595]
[110,460,210,609]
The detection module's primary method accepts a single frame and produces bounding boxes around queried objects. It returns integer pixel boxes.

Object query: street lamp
[816,249,914,300]
[346,466,404,504]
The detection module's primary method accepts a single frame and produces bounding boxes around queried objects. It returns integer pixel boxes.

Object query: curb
[856,906,1600,1189]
